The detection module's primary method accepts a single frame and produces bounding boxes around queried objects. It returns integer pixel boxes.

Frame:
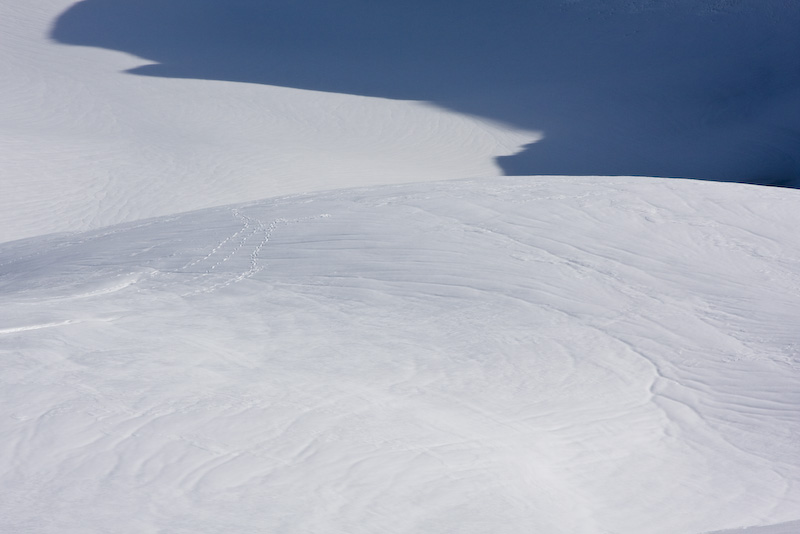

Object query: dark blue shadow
[51,0,800,186]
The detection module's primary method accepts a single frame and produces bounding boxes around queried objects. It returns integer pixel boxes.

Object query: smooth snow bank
[0,0,535,243]
[2,176,798,534]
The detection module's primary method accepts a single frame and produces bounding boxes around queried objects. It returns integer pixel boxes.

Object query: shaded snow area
[3,0,800,242]
[51,0,800,185]
[1,0,800,532]
[2,177,799,534]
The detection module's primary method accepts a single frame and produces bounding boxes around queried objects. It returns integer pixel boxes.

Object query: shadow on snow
[51,0,800,187]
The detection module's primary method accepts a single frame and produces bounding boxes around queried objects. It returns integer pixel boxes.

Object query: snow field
[1,0,799,532]
[2,177,798,533]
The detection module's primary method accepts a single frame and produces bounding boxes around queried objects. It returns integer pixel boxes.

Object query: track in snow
[2,177,798,534]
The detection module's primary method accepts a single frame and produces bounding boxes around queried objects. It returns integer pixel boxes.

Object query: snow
[3,177,799,533]
[0,0,535,243]
[1,1,799,533]
[50,0,800,184]
[707,520,800,534]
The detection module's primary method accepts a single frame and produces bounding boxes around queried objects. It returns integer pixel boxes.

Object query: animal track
[180,209,329,296]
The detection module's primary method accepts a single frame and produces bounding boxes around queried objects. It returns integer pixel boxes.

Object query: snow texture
[2,177,800,533]
[1,0,799,533]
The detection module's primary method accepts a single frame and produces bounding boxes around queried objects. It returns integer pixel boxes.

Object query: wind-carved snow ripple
[178,209,330,296]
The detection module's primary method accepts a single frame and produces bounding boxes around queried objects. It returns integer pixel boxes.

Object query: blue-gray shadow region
[51,0,800,187]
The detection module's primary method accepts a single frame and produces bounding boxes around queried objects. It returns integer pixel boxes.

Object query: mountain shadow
[51,0,800,187]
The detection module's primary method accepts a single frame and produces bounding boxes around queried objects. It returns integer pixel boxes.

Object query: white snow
[707,520,800,534]
[1,1,799,533]
[0,0,535,243]
[3,177,799,533]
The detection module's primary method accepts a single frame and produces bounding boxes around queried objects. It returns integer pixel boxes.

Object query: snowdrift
[2,1,799,532]
[2,177,799,533]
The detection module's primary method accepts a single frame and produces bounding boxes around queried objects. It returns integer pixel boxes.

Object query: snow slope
[709,519,800,534]
[2,177,799,533]
[0,0,534,243]
[4,0,800,243]
[2,0,800,532]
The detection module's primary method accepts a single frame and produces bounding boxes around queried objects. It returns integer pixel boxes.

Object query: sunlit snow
[1,1,798,533]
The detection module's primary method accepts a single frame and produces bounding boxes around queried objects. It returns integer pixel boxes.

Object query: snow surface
[708,519,800,534]
[2,0,800,533]
[0,0,534,243]
[2,177,800,533]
